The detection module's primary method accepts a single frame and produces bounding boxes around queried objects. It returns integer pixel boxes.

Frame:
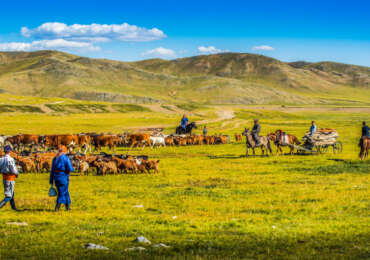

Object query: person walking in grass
[0,145,20,211]
[203,125,207,136]
[50,145,74,212]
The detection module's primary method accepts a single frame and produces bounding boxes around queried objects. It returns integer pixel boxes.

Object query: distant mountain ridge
[0,50,369,105]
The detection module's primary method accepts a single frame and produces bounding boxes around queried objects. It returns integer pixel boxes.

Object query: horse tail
[294,136,301,145]
[267,139,273,155]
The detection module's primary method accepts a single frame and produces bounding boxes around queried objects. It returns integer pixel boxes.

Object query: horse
[242,128,272,157]
[268,130,301,155]
[359,137,369,160]
[176,122,197,135]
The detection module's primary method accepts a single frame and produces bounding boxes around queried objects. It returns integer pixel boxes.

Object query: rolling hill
[0,50,369,105]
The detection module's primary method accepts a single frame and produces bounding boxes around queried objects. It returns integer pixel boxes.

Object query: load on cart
[301,128,342,154]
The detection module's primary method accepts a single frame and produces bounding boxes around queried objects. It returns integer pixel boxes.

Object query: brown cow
[7,134,39,151]
[93,135,116,151]
[205,136,215,145]
[43,135,78,152]
[126,133,152,149]
[215,135,228,144]
[235,133,242,142]
[78,135,92,153]
[193,135,204,145]
[165,136,175,146]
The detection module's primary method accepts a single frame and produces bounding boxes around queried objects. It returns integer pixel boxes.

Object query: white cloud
[0,39,99,52]
[198,46,223,54]
[21,22,166,42]
[252,45,274,51]
[142,47,176,58]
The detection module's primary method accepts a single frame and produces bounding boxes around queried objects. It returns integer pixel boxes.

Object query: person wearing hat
[50,145,74,211]
[0,145,19,211]
[252,119,261,146]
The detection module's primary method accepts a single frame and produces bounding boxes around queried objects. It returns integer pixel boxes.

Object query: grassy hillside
[0,51,369,105]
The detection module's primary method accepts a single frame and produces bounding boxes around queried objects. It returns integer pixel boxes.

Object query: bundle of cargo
[303,128,339,146]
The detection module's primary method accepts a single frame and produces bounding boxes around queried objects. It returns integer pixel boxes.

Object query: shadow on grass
[20,208,55,212]
[289,159,370,175]
[208,154,244,159]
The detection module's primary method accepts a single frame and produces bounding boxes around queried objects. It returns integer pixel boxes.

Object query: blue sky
[0,0,369,66]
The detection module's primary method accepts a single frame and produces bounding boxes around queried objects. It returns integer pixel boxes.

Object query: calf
[18,157,37,173]
[141,159,160,173]
[78,161,90,176]
[112,156,137,174]
[92,160,118,175]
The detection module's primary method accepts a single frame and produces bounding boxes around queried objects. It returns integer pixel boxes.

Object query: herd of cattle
[0,133,231,174]
[0,133,231,153]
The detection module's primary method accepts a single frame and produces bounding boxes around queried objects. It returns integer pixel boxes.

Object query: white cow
[150,136,166,148]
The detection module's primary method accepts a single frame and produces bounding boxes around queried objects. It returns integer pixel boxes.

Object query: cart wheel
[335,141,343,153]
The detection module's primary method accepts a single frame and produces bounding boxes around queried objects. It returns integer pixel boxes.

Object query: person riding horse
[175,114,197,135]
[252,119,261,146]
[359,121,369,147]
[181,114,189,131]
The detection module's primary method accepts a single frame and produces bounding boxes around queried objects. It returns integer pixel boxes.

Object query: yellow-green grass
[0,108,369,259]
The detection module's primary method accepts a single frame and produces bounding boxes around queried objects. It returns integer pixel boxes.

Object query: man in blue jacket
[181,114,189,131]
[50,145,74,212]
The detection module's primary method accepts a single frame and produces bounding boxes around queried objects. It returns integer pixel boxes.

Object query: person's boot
[55,203,61,212]
[65,204,70,211]
[10,198,20,211]
[0,200,7,209]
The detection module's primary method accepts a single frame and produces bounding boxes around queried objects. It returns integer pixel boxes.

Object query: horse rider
[252,119,261,146]
[0,145,20,211]
[203,125,207,136]
[359,121,369,147]
[181,114,189,131]
[50,145,74,211]
[309,121,317,136]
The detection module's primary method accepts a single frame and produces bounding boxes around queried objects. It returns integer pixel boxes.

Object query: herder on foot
[50,145,74,212]
[0,145,20,211]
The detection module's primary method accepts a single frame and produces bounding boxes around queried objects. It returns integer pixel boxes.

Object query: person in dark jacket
[252,119,261,146]
[362,121,369,137]
[203,125,207,136]
[359,121,370,147]
[50,145,74,211]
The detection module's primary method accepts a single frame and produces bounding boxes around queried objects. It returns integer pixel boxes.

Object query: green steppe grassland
[0,94,368,259]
